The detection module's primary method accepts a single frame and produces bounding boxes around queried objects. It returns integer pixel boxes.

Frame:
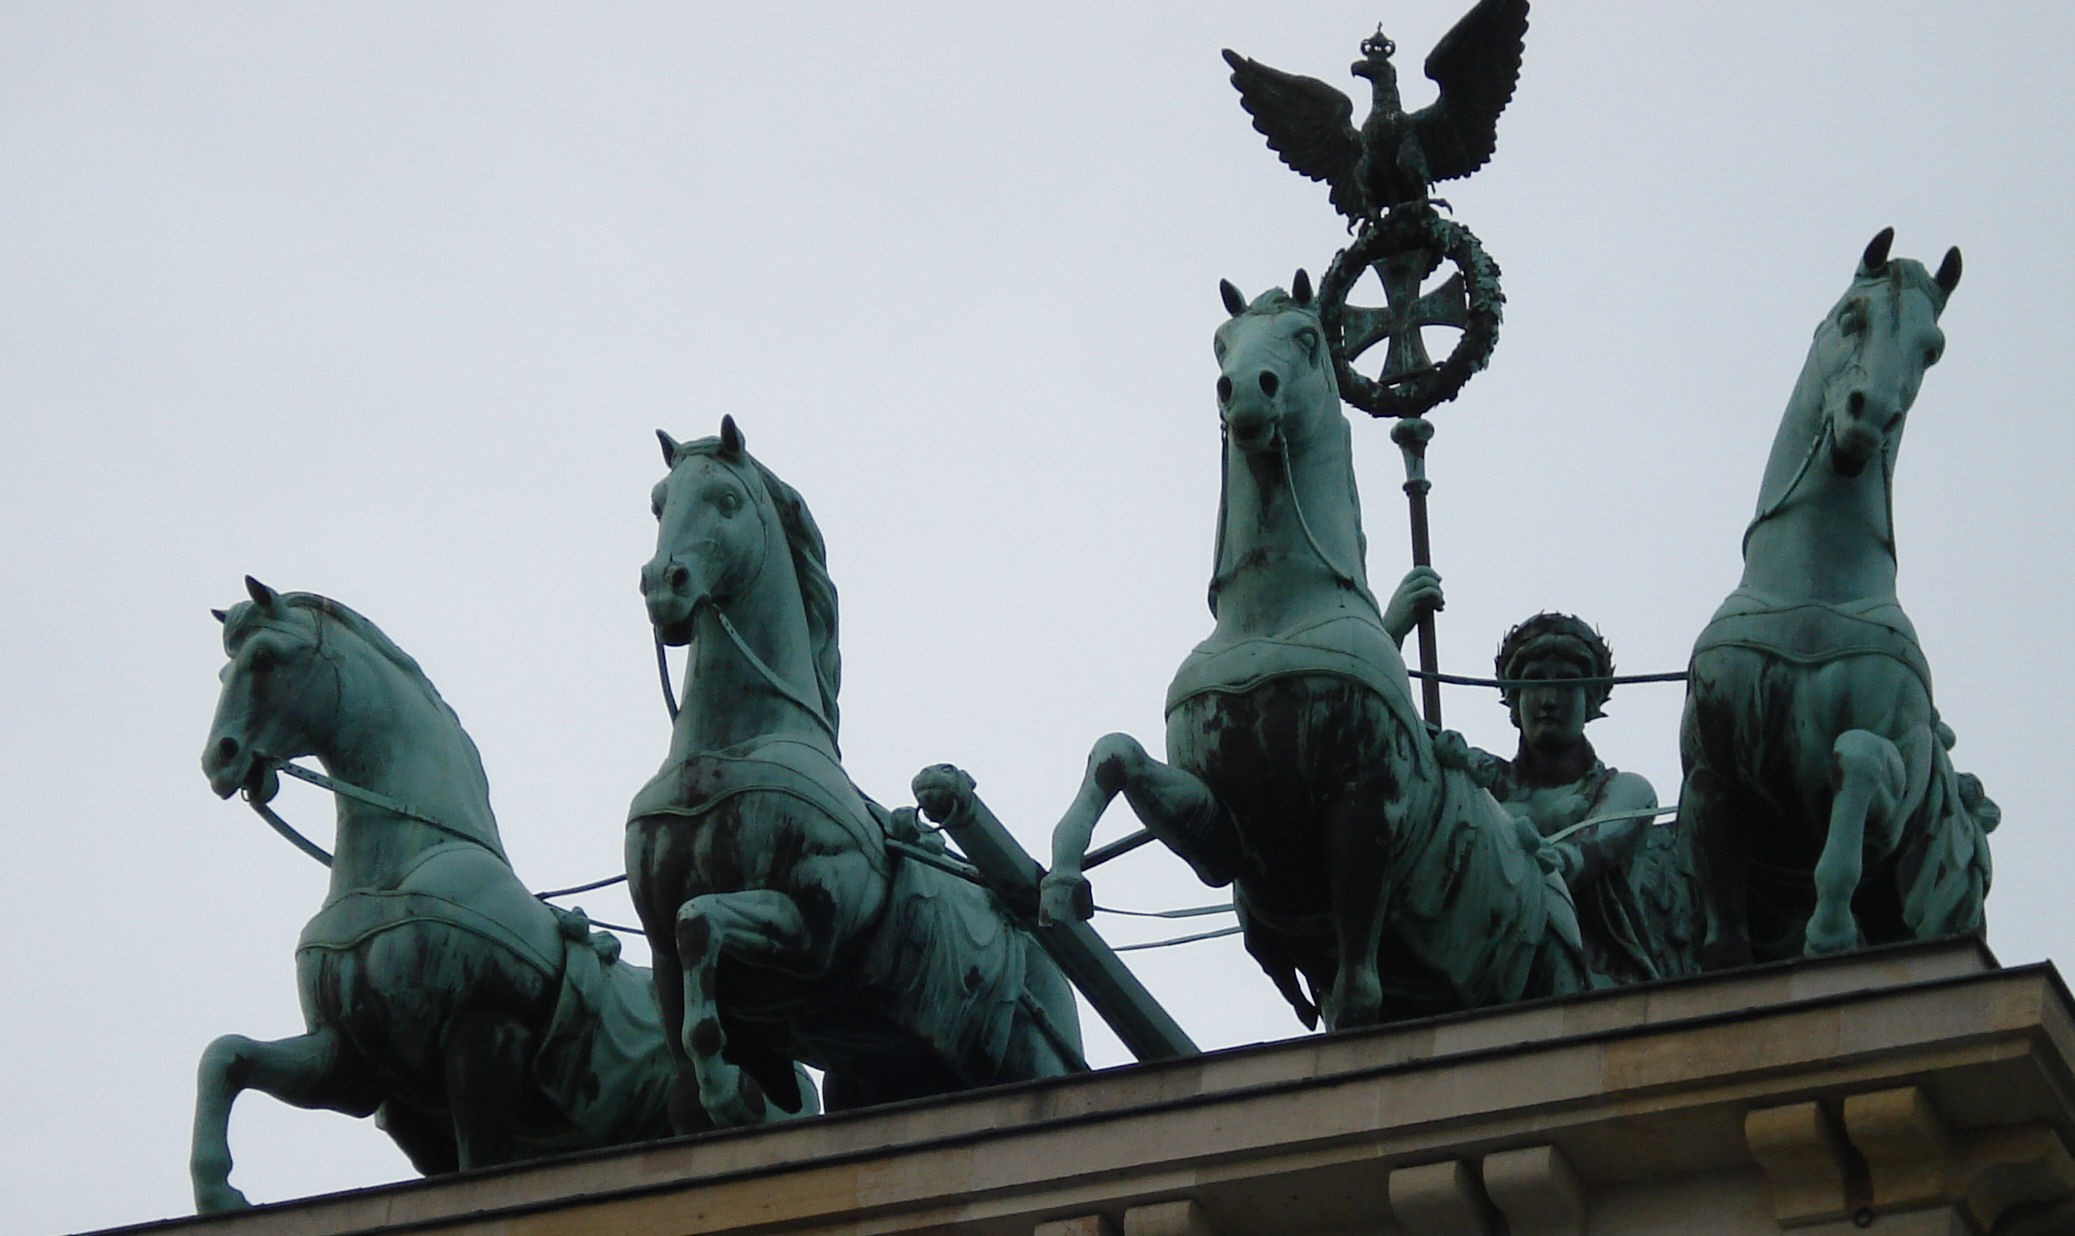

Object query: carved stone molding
[1123,1199,1220,1236]
[1034,1217,1120,1236]
[1389,1159,1501,1236]
[1746,1100,1855,1226]
[1484,1144,1587,1236]
[1841,1086,2075,1232]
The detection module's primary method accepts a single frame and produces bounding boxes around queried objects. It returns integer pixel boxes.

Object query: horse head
[640,417,843,738]
[641,415,777,647]
[1806,228,1961,478]
[1214,270,1341,456]
[202,576,337,803]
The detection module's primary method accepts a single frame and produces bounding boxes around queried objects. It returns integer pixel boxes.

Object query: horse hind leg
[1806,729,1907,956]
[444,1011,534,1170]
[191,1026,377,1213]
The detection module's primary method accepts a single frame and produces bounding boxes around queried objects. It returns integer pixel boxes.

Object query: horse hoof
[1804,918,1859,957]
[701,1087,766,1128]
[194,1183,252,1214]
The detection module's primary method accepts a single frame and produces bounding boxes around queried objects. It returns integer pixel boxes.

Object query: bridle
[1210,368,1379,617]
[1741,336,1899,563]
[649,452,839,745]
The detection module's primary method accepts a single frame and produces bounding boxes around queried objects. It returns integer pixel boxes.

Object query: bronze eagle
[1224,0,1529,225]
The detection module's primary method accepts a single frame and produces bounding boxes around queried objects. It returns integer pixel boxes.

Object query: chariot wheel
[1317,208,1504,420]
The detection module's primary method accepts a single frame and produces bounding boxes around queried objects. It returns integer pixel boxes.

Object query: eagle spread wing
[1414,0,1529,184]
[1221,49,1366,220]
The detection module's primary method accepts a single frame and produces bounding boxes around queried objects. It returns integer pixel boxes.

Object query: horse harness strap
[1278,437,1377,609]
[247,755,506,864]
[626,737,890,869]
[1693,590,1933,694]
[707,603,839,746]
[1743,432,1899,562]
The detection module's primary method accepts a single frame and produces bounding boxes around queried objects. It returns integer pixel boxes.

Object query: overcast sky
[6,5,2073,1232]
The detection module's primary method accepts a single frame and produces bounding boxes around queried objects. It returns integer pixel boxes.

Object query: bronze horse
[629,419,1083,1127]
[195,582,681,1211]
[1680,230,1995,965]
[1043,277,1586,1030]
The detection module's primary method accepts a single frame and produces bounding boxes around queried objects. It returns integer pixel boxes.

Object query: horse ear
[244,576,277,610]
[1935,247,1963,298]
[1219,279,1248,317]
[656,429,681,466]
[1860,227,1895,275]
[719,414,745,457]
[1291,269,1313,306]
[211,608,228,625]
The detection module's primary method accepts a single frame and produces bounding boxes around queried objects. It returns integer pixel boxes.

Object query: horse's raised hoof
[1038,870,1094,926]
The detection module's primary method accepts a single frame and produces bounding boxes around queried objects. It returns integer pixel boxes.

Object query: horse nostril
[666,565,690,592]
[1848,390,1866,416]
[215,736,240,762]
[1216,375,1232,403]
[1259,371,1279,397]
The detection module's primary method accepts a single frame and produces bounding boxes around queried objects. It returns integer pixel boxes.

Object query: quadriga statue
[628,418,1084,1127]
[1681,229,1997,966]
[1041,276,1587,1031]
[193,581,688,1213]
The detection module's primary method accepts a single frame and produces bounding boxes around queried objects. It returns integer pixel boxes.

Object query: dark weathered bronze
[1223,0,1528,225]
[911,765,1199,1063]
[1680,231,1993,966]
[629,420,1084,1129]
[1463,614,1702,984]
[1392,415,1444,725]
[1225,2,1522,418]
[193,581,692,1212]
[1044,281,1586,1033]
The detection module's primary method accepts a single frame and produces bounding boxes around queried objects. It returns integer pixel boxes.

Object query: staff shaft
[1392,417,1443,726]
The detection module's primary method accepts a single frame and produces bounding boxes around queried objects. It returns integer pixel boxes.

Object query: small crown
[1360,27,1395,59]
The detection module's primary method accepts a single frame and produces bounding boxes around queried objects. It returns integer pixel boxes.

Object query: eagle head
[1352,27,1398,87]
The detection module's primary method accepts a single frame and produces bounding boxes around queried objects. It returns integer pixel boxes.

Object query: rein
[1208,426,1379,615]
[698,598,841,745]
[1741,356,1900,561]
[242,756,504,862]
[1278,435,1377,610]
[240,755,640,927]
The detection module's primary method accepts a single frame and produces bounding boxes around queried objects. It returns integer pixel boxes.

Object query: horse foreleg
[1042,733,1234,925]
[191,1027,373,1213]
[444,1011,534,1170]
[675,886,829,1128]
[1806,730,1907,956]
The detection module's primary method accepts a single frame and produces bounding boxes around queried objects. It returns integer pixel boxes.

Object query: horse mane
[1241,287,1316,320]
[672,441,843,737]
[1812,258,1949,346]
[253,592,493,794]
[750,461,843,737]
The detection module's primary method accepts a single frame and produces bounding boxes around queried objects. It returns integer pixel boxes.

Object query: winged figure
[1224,0,1528,225]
